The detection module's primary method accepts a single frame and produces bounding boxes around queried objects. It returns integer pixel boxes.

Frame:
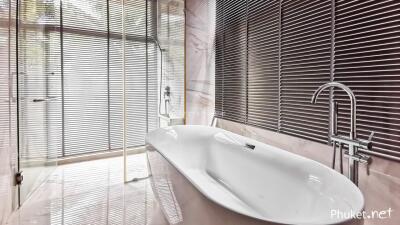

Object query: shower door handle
[32,96,59,102]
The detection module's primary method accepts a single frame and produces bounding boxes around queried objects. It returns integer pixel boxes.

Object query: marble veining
[185,0,215,126]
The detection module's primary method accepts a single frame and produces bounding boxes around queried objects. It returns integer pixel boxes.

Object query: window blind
[0,15,11,166]
[334,0,400,159]
[17,0,62,160]
[215,0,224,118]
[1,0,18,162]
[109,0,158,150]
[63,33,109,155]
[109,0,124,150]
[215,0,247,123]
[13,0,159,157]
[215,0,400,161]
[63,0,109,156]
[280,0,332,143]
[0,1,10,146]
[247,0,280,130]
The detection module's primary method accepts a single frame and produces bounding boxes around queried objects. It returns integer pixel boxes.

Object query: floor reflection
[7,153,168,225]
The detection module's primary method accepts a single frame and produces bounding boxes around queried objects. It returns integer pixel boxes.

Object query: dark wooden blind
[247,0,280,131]
[215,0,224,118]
[280,0,332,143]
[215,0,400,161]
[334,0,400,160]
[215,0,247,123]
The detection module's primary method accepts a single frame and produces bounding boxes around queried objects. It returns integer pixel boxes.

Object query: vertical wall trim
[106,0,111,150]
[60,0,65,157]
[277,0,282,132]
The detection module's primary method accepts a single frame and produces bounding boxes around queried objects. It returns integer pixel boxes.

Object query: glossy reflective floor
[7,154,168,225]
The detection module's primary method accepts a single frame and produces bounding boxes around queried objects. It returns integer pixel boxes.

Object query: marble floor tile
[7,154,168,225]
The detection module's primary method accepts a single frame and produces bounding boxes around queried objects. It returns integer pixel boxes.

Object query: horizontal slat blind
[247,0,279,130]
[63,0,109,156]
[215,0,247,123]
[215,0,400,160]
[11,0,158,158]
[18,0,62,159]
[143,0,158,134]
[0,19,11,168]
[215,0,224,118]
[0,2,10,155]
[280,0,332,143]
[109,0,127,150]
[334,0,400,159]
[109,37,123,150]
[63,33,109,155]
[109,0,158,150]
[125,39,148,147]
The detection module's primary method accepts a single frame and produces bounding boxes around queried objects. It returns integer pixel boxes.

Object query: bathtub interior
[145,125,364,224]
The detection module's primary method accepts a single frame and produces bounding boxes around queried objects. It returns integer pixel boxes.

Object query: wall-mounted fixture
[159,85,184,126]
[163,86,171,115]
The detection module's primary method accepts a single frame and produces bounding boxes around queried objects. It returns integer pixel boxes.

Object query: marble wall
[185,0,215,125]
[158,0,186,120]
[185,0,400,224]
[0,8,18,224]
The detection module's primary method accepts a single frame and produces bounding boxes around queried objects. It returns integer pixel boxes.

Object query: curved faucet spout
[311,82,356,139]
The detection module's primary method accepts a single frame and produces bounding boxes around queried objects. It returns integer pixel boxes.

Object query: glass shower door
[17,0,61,204]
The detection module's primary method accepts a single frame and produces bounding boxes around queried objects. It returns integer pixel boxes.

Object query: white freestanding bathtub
[145,125,364,225]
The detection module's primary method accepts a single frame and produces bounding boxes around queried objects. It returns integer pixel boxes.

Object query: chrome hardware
[245,143,255,150]
[211,116,217,127]
[344,151,371,164]
[15,171,23,185]
[332,143,337,169]
[33,99,45,102]
[311,82,374,185]
[163,86,171,115]
[32,96,59,102]
[331,135,373,151]
[368,131,375,142]
[339,143,344,174]
[331,102,342,173]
